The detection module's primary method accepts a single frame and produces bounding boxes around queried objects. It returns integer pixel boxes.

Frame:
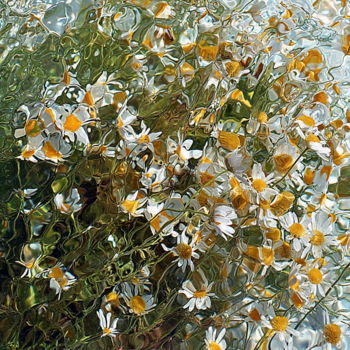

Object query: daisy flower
[120,191,147,217]
[167,131,202,165]
[57,105,91,145]
[129,266,152,293]
[16,243,43,278]
[79,71,117,109]
[102,287,124,313]
[211,205,237,240]
[242,300,272,325]
[279,212,310,251]
[312,310,350,349]
[161,229,200,272]
[323,323,344,349]
[140,163,167,192]
[54,189,82,214]
[145,200,173,235]
[122,121,162,149]
[17,145,40,162]
[35,133,72,163]
[273,142,299,174]
[46,264,76,298]
[304,132,330,160]
[321,321,350,349]
[205,327,227,350]
[250,163,278,201]
[116,107,136,130]
[226,148,251,175]
[211,121,242,152]
[179,270,215,312]
[16,257,41,278]
[96,309,119,337]
[300,265,331,298]
[153,2,175,19]
[44,70,79,100]
[121,284,156,315]
[262,312,299,348]
[305,210,337,258]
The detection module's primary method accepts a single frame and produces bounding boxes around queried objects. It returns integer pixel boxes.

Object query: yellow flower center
[218,131,241,151]
[270,191,295,216]
[270,316,289,332]
[198,40,219,61]
[103,327,111,335]
[58,277,68,288]
[21,148,36,159]
[274,153,294,173]
[258,111,268,123]
[265,228,281,241]
[231,188,250,211]
[208,341,222,350]
[338,234,350,247]
[200,171,215,186]
[248,308,261,322]
[303,168,315,185]
[106,291,120,306]
[297,115,315,127]
[83,91,94,106]
[48,267,64,279]
[121,199,139,214]
[306,134,320,143]
[138,134,151,143]
[129,296,146,314]
[307,268,323,284]
[291,292,304,308]
[193,290,207,298]
[252,178,267,192]
[310,230,325,246]
[64,114,82,132]
[324,324,341,345]
[289,223,305,238]
[176,243,192,259]
[225,60,241,78]
[43,141,62,160]
[24,259,35,269]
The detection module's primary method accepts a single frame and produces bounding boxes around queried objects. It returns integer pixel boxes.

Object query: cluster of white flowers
[12,0,350,349]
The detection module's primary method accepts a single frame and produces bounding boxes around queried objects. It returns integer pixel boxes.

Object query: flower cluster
[3,0,350,349]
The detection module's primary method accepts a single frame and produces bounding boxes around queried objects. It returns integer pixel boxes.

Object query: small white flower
[262,312,299,349]
[140,163,167,192]
[304,210,337,258]
[46,264,76,298]
[179,270,215,311]
[96,309,119,337]
[57,105,91,145]
[162,229,200,272]
[121,284,156,315]
[116,108,136,130]
[250,163,278,201]
[305,133,330,159]
[167,131,202,165]
[54,189,82,214]
[212,205,237,240]
[122,121,162,146]
[120,191,147,217]
[300,265,332,298]
[273,142,299,174]
[279,212,310,251]
[205,327,227,350]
